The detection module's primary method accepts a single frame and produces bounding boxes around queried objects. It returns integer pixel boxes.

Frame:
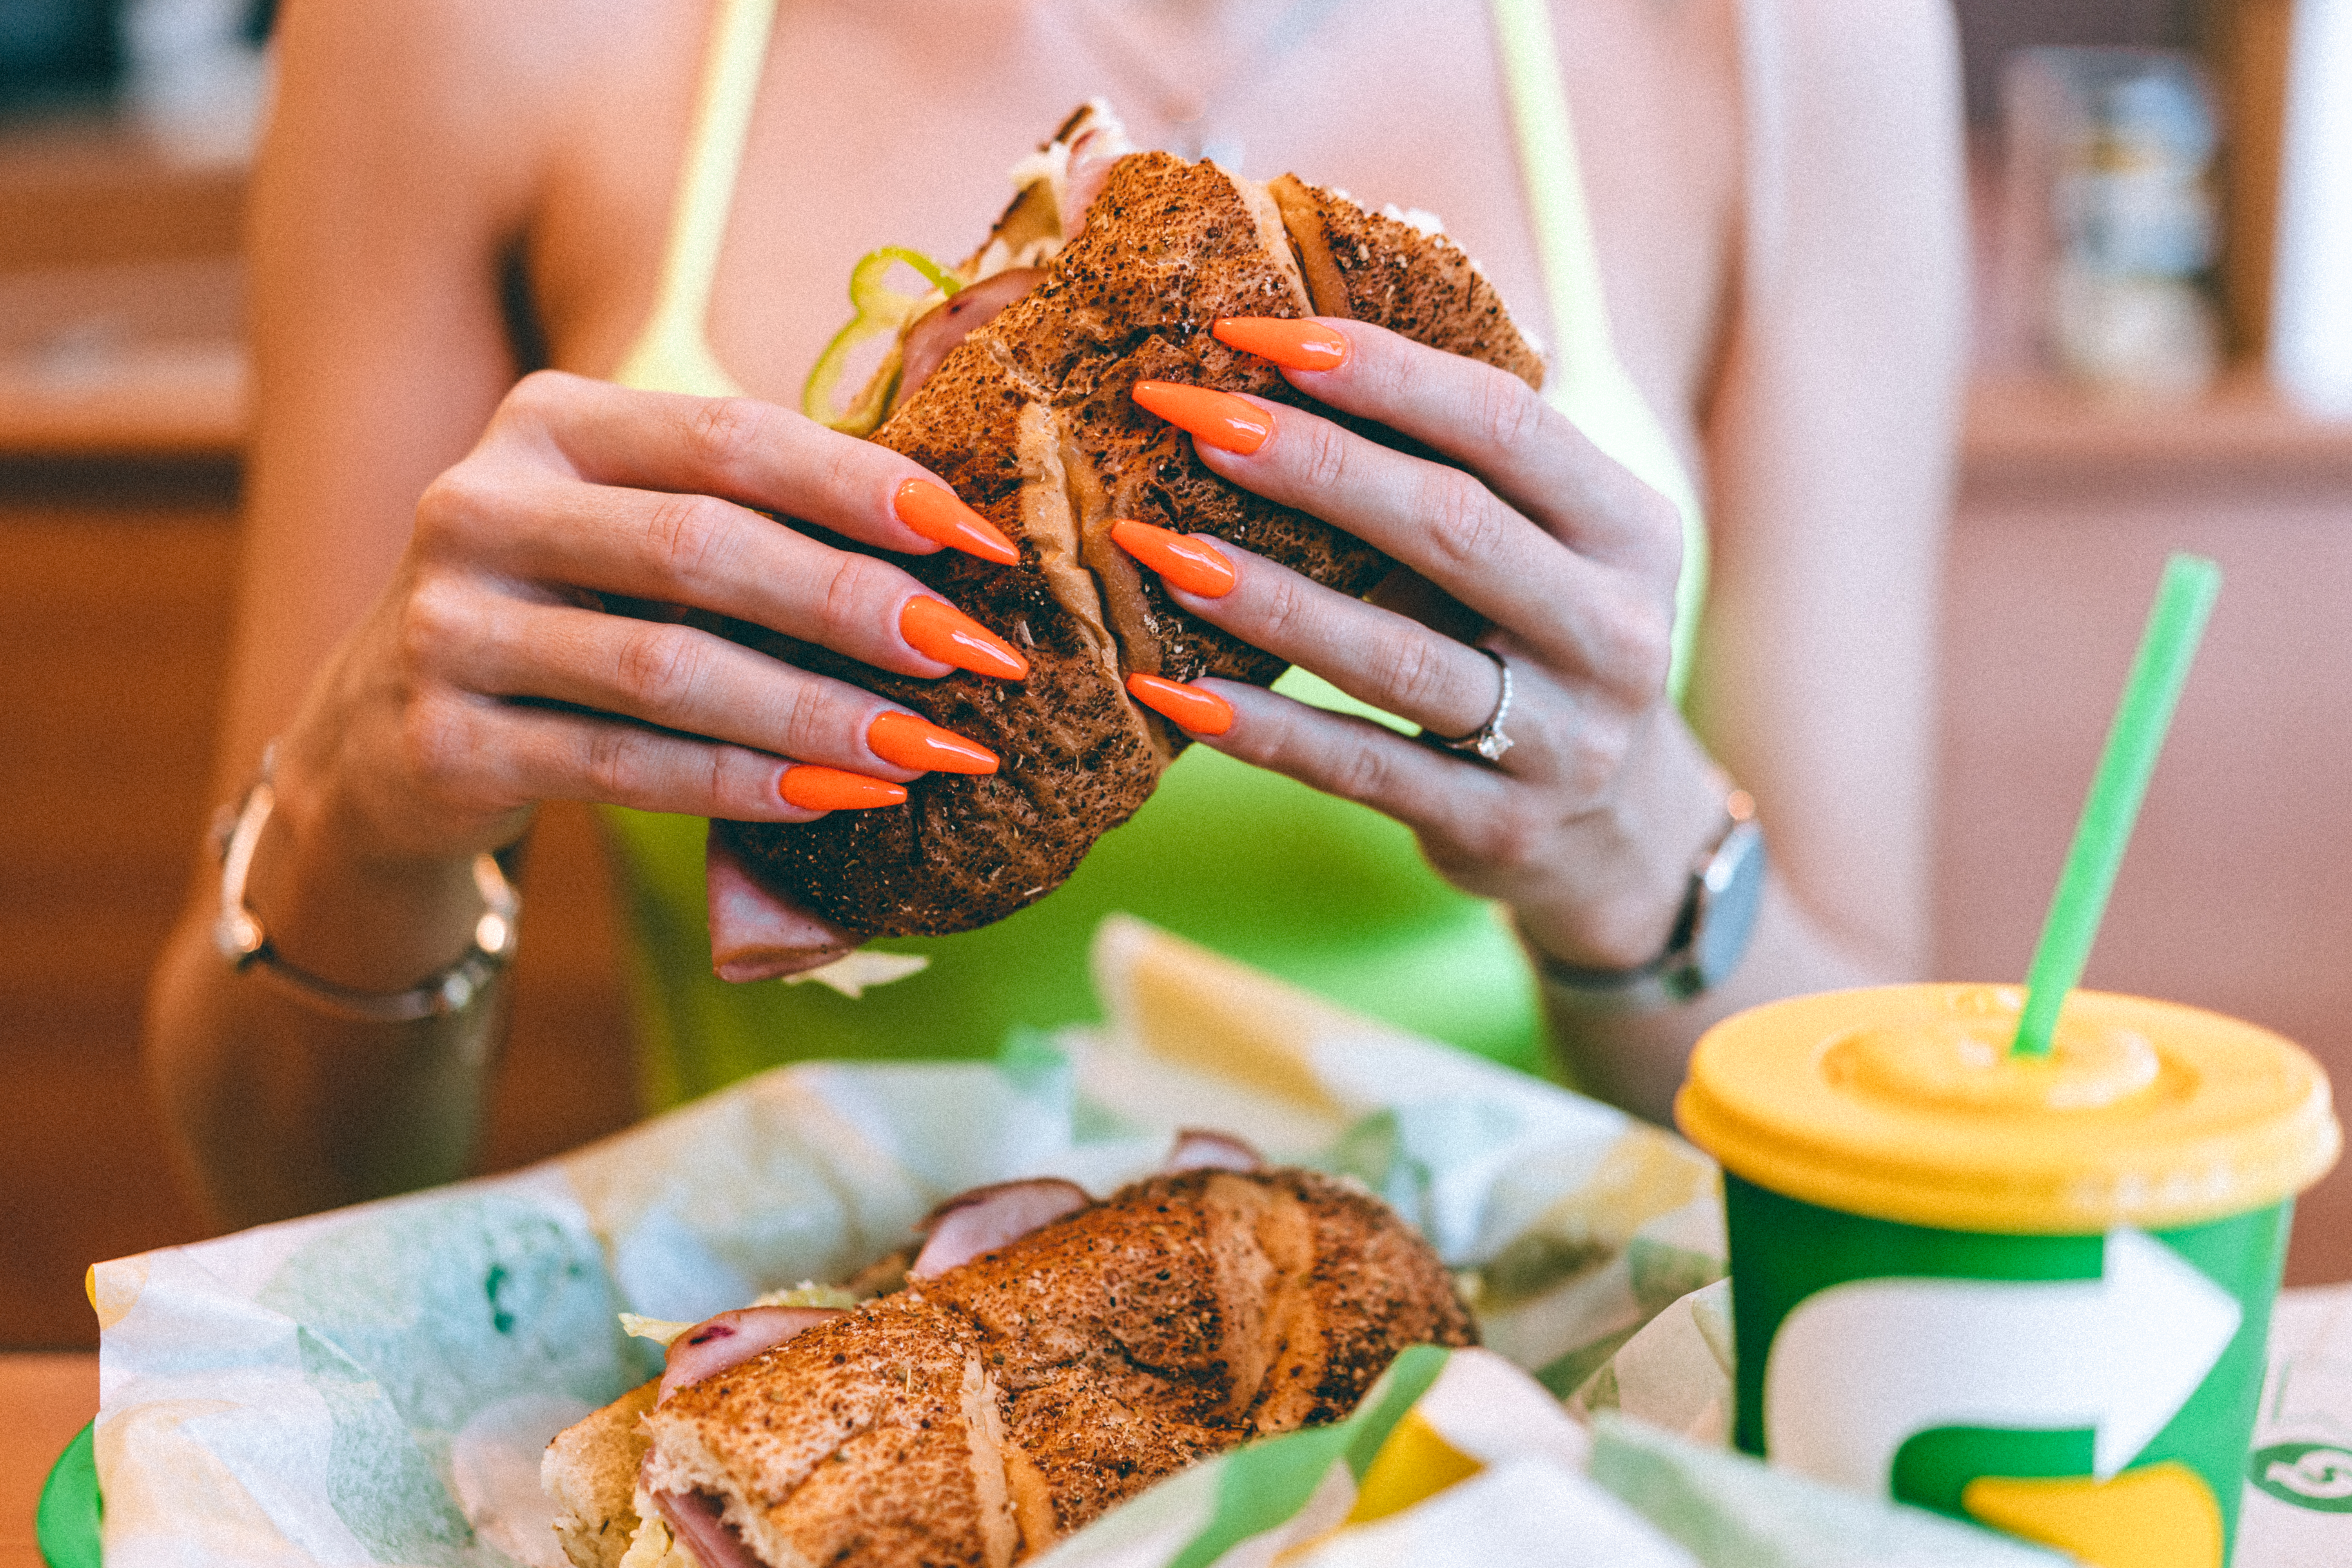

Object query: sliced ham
[908,1176,1091,1279]
[705,821,861,982]
[652,1489,769,1568]
[657,1306,846,1404]
[892,267,1044,410]
[1162,1129,1265,1174]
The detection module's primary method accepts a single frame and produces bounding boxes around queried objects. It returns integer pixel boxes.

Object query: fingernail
[1213,317,1351,372]
[1109,519,1237,598]
[780,766,907,811]
[1125,672,1234,736]
[900,596,1030,681]
[867,712,999,775]
[894,478,1021,565]
[1131,381,1272,455]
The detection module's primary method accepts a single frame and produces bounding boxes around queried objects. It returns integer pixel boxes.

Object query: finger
[491,370,1017,562]
[408,691,831,822]
[1136,385,1669,690]
[417,473,1029,683]
[1131,378,1590,646]
[1210,318,1681,577]
[1115,523,1503,740]
[438,597,1001,784]
[1140,677,1513,830]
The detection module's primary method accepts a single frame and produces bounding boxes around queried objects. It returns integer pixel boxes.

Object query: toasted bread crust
[635,1169,1473,1567]
[1268,174,1546,388]
[724,151,1540,935]
[541,1377,661,1568]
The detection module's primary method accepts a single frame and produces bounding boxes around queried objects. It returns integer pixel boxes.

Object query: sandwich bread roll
[544,1165,1475,1568]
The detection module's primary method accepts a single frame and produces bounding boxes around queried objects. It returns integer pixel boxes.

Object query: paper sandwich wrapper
[82,916,2346,1566]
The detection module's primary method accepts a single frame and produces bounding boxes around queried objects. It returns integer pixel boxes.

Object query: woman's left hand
[1120,317,1726,971]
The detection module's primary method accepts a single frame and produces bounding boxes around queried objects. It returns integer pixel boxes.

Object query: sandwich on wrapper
[540,1138,1475,1568]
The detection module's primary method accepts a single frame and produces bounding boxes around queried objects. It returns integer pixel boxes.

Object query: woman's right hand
[265,368,1029,892]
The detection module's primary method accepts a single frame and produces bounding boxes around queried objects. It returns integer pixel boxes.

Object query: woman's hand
[1117,318,1730,972]
[270,370,1028,862]
[254,370,1031,984]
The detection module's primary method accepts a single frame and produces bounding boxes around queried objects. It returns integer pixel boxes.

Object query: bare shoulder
[1717,0,1966,369]
[1764,0,1963,154]
[266,0,688,214]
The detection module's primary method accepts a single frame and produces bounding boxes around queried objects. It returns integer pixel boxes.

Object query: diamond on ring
[1427,647,1514,764]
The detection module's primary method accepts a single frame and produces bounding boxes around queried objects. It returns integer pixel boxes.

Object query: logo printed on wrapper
[2250,1442,2352,1512]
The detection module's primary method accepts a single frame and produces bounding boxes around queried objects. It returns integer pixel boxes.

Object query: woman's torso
[501,0,1747,1100]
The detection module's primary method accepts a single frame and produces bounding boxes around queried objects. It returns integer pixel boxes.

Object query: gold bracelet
[211,752,519,1022]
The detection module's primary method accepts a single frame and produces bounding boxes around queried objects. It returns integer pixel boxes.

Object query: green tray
[36,1422,100,1568]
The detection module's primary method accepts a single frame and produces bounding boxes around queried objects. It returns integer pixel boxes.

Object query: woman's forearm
[1535,872,1899,1126]
[143,773,521,1231]
[145,900,509,1232]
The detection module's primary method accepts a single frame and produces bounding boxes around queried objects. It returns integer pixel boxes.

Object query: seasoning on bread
[543,1165,1475,1568]
[719,106,1543,937]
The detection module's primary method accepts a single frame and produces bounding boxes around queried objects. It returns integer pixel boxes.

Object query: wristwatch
[1526,788,1767,1011]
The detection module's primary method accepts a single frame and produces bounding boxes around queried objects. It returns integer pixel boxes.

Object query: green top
[603,0,1706,1108]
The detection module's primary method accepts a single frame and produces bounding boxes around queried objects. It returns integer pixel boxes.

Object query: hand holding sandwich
[1114,315,1731,981]
[243,371,1041,985]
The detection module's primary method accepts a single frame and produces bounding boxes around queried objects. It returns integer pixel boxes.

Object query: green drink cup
[1677,983,2339,1567]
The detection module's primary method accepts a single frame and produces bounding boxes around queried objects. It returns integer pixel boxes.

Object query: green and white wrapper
[82,918,2301,1567]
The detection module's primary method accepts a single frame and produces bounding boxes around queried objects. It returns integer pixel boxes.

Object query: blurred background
[2,0,2349,1359]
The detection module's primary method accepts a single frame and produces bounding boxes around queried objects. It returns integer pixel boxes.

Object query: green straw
[2011,553,2222,1058]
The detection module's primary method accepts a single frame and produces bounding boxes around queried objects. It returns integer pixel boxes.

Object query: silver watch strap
[213,772,519,1023]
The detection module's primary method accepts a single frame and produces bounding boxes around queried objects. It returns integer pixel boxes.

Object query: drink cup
[1675,984,2340,1568]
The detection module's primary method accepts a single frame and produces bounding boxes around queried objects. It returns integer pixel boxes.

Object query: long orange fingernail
[900,596,1030,680]
[781,766,907,811]
[894,478,1021,565]
[1131,381,1272,454]
[1109,519,1237,598]
[1213,317,1351,372]
[867,712,999,775]
[1126,673,1234,736]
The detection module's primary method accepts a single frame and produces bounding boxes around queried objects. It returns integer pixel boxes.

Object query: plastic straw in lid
[2012,554,2222,1058]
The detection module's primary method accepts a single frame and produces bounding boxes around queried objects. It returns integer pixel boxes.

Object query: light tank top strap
[612,0,780,397]
[1486,0,1706,701]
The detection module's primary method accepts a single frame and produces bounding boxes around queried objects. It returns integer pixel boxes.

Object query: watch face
[1692,821,1767,989]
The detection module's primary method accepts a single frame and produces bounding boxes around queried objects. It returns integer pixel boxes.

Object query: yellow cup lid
[1675,985,2341,1233]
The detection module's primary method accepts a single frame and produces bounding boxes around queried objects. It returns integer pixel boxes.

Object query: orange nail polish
[894,478,1021,565]
[1131,381,1273,455]
[780,766,907,811]
[900,596,1030,681]
[1212,317,1352,372]
[867,712,999,775]
[1126,672,1235,736]
[1109,519,1237,598]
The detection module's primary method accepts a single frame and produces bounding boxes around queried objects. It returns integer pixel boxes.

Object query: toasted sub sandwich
[543,1162,1475,1568]
[719,105,1542,937]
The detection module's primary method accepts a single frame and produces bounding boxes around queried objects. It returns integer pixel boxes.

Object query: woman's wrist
[238,742,524,995]
[1509,706,1733,973]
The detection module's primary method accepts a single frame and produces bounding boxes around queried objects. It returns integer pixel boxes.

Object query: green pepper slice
[802,247,961,436]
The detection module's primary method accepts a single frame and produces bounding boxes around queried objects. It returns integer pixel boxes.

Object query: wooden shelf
[0,339,244,456]
[0,255,244,457]
[0,110,245,272]
[1962,370,2352,492]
